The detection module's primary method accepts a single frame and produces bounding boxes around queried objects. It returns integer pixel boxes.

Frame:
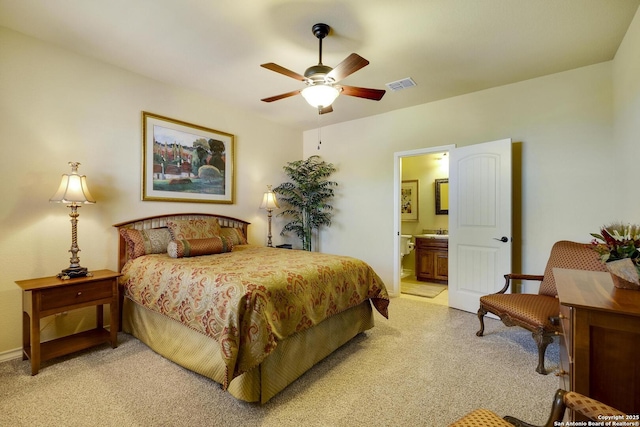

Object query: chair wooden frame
[475,241,607,375]
[476,273,553,374]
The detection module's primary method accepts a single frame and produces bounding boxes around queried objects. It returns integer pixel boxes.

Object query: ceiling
[1,0,638,131]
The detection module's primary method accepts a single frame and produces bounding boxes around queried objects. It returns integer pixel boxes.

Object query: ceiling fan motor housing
[306,24,333,83]
[304,64,334,82]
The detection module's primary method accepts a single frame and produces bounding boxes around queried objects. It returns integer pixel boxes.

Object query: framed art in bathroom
[401,180,419,221]
[141,111,235,204]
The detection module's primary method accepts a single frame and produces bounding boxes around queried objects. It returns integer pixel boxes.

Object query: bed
[114,213,389,403]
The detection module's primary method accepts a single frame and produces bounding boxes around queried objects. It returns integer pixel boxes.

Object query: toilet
[400,235,415,278]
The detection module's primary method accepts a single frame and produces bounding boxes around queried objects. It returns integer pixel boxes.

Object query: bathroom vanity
[415,236,448,284]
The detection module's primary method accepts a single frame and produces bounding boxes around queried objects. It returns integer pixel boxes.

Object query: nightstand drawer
[40,279,113,311]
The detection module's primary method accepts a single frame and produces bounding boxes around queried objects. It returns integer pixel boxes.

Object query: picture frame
[435,178,449,215]
[401,180,419,221]
[142,112,235,204]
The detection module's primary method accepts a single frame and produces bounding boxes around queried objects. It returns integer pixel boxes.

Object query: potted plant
[274,156,337,251]
[590,222,640,290]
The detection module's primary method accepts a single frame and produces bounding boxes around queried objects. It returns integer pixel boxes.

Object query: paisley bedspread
[119,245,389,388]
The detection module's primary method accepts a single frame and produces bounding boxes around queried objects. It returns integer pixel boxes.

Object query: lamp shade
[260,185,279,210]
[301,84,340,108]
[50,162,96,204]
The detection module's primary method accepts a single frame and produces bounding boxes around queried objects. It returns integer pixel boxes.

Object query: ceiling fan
[260,23,386,114]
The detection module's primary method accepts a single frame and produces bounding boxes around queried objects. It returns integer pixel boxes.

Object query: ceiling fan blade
[260,63,307,81]
[327,53,369,82]
[340,85,386,101]
[319,105,333,115]
[261,90,301,103]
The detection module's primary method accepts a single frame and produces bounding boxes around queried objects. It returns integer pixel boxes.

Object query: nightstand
[15,269,121,375]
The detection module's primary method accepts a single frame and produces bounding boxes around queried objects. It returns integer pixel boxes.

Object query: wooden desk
[554,268,640,416]
[15,269,120,375]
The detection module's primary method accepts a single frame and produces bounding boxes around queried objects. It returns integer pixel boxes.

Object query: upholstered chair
[476,240,606,374]
[448,389,626,427]
[560,391,627,421]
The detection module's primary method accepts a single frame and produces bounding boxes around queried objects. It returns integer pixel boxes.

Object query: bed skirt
[123,297,375,403]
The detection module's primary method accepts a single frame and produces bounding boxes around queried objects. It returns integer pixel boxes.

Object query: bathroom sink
[414,234,448,239]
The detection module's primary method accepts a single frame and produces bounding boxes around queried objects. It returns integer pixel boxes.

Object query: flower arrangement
[591,222,640,289]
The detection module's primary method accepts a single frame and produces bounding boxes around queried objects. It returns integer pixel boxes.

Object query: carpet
[401,281,447,298]
[0,297,559,426]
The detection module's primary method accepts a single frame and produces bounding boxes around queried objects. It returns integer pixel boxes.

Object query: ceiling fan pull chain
[317,111,322,150]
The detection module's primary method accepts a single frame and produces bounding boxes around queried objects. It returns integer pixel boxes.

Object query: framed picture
[435,178,449,215]
[401,180,419,221]
[142,112,235,204]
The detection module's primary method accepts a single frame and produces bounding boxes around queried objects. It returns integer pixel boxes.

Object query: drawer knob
[558,314,566,319]
[77,291,82,296]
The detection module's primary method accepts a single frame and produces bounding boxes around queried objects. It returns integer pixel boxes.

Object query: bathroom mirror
[435,178,449,215]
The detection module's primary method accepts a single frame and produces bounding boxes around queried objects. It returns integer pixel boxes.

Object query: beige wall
[614,6,640,214]
[0,27,301,357]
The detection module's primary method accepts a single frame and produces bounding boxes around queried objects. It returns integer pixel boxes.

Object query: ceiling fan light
[301,84,340,108]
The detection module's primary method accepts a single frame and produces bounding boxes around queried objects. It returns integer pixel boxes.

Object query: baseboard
[0,347,22,363]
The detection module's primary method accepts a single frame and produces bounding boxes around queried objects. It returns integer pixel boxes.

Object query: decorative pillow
[219,227,248,245]
[120,228,172,260]
[166,218,221,240]
[167,236,233,258]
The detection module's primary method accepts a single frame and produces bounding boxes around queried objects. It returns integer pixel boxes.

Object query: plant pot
[606,258,640,291]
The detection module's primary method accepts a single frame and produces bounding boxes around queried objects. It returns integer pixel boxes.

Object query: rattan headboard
[113,213,250,272]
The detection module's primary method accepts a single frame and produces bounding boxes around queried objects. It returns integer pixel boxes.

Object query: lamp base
[57,266,92,280]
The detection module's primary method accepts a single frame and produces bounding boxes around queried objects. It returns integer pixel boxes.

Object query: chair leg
[532,330,554,375]
[505,389,567,427]
[476,306,487,337]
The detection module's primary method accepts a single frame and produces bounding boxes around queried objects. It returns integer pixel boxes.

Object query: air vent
[385,77,416,92]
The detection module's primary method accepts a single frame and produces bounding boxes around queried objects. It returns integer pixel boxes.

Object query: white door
[447,138,512,313]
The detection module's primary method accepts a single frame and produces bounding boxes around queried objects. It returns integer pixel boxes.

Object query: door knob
[493,236,509,243]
